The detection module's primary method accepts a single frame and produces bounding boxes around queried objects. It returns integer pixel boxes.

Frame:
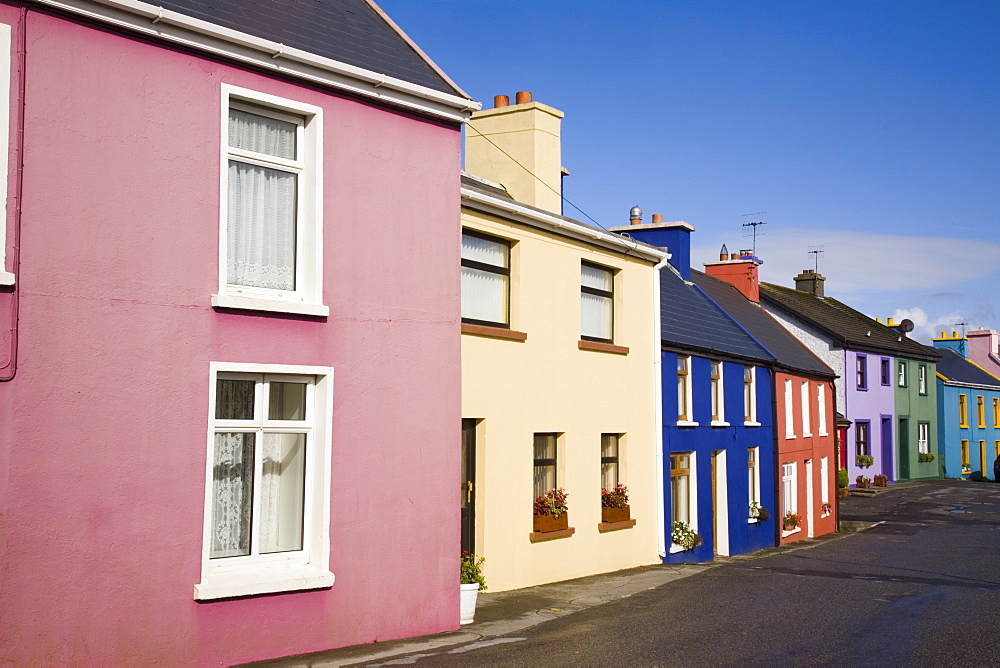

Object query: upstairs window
[880,358,891,386]
[801,381,811,436]
[580,262,614,342]
[817,384,828,435]
[784,379,794,438]
[978,396,987,428]
[898,360,907,387]
[533,433,558,499]
[600,434,620,491]
[743,366,756,423]
[959,394,969,428]
[710,361,724,423]
[215,86,325,316]
[856,354,868,390]
[918,365,928,395]
[994,398,999,428]
[461,230,511,327]
[677,356,692,422]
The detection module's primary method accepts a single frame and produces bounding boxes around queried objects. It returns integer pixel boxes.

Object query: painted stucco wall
[0,8,462,665]
[895,359,940,480]
[938,383,1000,480]
[775,372,837,543]
[761,305,844,408]
[842,350,896,483]
[661,354,776,564]
[461,210,661,592]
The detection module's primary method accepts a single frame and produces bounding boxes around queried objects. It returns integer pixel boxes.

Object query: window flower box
[533,513,569,533]
[601,505,630,523]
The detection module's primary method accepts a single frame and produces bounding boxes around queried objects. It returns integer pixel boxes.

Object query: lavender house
[760,271,940,485]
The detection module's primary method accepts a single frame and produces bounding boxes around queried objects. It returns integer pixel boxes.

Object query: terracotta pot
[533,513,569,533]
[839,488,850,498]
[601,505,630,523]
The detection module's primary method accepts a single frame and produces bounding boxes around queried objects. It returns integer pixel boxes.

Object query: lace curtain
[227,108,298,291]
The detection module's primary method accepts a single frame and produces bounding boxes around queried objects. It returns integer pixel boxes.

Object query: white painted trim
[653,257,670,558]
[710,421,730,428]
[0,22,10,285]
[32,0,480,123]
[743,421,762,427]
[781,527,801,538]
[714,450,729,556]
[461,185,669,263]
[676,420,699,427]
[216,85,326,316]
[196,361,335,600]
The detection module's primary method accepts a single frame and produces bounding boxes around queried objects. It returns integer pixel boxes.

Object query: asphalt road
[382,480,1000,666]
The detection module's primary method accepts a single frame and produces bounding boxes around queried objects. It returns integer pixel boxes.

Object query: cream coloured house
[460,92,669,591]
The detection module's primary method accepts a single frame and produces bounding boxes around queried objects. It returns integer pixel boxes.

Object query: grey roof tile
[692,271,835,378]
[937,348,1000,387]
[152,0,463,96]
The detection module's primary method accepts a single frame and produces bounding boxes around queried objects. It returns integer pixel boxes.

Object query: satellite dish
[899,319,915,333]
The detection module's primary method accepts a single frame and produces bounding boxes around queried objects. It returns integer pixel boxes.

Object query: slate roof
[659,266,773,363]
[759,282,939,362]
[936,348,1000,388]
[692,271,835,378]
[151,0,463,96]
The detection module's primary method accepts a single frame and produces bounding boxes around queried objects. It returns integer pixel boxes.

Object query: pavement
[247,494,898,668]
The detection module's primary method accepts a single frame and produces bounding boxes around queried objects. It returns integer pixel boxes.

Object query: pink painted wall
[0,7,462,665]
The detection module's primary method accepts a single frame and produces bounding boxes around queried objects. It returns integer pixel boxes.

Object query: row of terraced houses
[2,1,998,664]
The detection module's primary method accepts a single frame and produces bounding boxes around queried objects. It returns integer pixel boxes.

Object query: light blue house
[933,333,1000,480]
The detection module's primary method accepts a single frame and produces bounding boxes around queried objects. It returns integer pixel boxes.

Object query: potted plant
[460,551,487,625]
[961,465,972,475]
[749,502,769,521]
[671,520,702,551]
[837,468,850,497]
[601,483,630,523]
[856,454,874,468]
[533,488,569,532]
[821,502,832,515]
[856,475,872,488]
[782,512,801,531]
[918,453,935,463]
[873,474,888,487]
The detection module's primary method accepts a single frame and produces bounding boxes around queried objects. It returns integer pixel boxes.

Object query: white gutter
[652,257,670,558]
[461,186,669,264]
[33,0,482,123]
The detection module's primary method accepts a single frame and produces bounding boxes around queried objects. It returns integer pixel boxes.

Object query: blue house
[933,332,1000,480]
[613,218,776,563]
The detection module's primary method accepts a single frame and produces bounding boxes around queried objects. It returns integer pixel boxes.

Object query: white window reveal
[0,23,12,286]
[784,379,794,438]
[820,456,830,511]
[817,384,828,436]
[196,362,334,600]
[801,381,811,437]
[213,85,326,316]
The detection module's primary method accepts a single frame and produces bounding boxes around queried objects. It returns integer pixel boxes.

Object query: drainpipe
[1,7,26,382]
[653,256,670,558]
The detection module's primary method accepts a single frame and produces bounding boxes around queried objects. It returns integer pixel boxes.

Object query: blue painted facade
[661,353,776,563]
[933,339,1000,480]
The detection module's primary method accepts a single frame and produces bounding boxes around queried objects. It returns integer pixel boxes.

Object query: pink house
[0,1,476,664]
[967,328,1000,378]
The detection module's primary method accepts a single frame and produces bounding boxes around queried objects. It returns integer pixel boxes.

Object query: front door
[461,419,477,554]
[896,417,908,481]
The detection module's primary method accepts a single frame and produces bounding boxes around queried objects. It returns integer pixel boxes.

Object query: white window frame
[784,378,795,439]
[898,360,907,387]
[195,361,335,600]
[801,381,812,437]
[820,456,830,507]
[0,23,12,286]
[918,365,928,395]
[744,366,760,426]
[747,446,760,523]
[669,451,697,553]
[580,261,616,343]
[212,85,327,316]
[710,361,728,427]
[918,422,930,455]
[782,462,798,535]
[676,355,696,426]
[817,383,828,436]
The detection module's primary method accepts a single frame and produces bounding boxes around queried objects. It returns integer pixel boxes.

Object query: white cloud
[889,307,963,344]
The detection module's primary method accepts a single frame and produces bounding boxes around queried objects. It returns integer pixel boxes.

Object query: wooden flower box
[533,513,569,533]
[601,505,630,523]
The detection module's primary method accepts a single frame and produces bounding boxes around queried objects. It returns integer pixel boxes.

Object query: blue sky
[379,0,1000,343]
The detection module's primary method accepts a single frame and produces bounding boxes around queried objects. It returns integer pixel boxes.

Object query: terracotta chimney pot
[652,213,663,225]
[515,91,532,104]
[494,95,509,108]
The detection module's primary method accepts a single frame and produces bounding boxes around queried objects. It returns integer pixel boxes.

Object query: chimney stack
[465,90,565,214]
[703,246,762,302]
[794,269,826,297]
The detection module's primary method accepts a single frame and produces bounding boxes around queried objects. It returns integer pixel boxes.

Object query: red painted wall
[776,372,837,544]
[0,7,462,664]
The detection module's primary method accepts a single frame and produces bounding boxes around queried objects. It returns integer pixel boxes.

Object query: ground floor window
[670,453,692,525]
[855,421,870,458]
[917,422,930,454]
[961,440,970,470]
[781,462,797,516]
[747,447,759,507]
[533,433,558,499]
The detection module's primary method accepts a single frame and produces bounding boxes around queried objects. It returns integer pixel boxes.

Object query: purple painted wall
[0,7,461,665]
[842,350,895,482]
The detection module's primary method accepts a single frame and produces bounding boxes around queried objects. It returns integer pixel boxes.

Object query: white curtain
[461,234,508,324]
[227,109,298,291]
[210,433,254,559]
[259,433,306,554]
[581,265,612,339]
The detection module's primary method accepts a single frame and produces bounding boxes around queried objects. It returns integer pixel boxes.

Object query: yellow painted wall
[462,207,662,592]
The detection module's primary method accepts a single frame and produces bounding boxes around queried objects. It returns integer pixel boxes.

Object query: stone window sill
[578,340,629,355]
[529,527,575,542]
[462,322,527,341]
[598,519,636,532]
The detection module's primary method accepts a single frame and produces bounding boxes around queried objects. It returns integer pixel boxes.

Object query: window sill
[461,323,527,341]
[711,421,730,428]
[803,433,813,438]
[781,527,801,538]
[578,340,629,355]
[676,420,699,427]
[194,563,335,601]
[669,543,695,554]
[598,519,636,532]
[529,527,575,542]
[821,512,831,519]
[0,271,13,286]
[212,294,329,317]
[747,518,759,524]
[819,431,829,437]
[785,434,796,440]
[744,421,762,427]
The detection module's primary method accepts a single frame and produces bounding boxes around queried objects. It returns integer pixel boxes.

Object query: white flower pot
[459,583,480,625]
